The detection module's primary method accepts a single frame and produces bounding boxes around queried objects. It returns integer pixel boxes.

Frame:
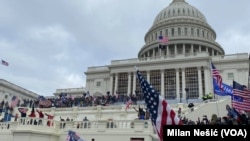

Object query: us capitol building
[85,0,249,102]
[0,0,249,141]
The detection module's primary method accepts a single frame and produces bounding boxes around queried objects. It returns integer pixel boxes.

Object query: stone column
[167,45,170,56]
[109,74,113,95]
[133,72,136,94]
[182,44,185,54]
[114,73,118,93]
[176,68,180,100]
[191,44,194,53]
[204,66,210,95]
[181,68,186,100]
[147,71,150,83]
[127,72,131,96]
[198,67,203,99]
[174,44,177,55]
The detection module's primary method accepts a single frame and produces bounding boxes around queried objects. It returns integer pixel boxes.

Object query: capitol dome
[138,0,225,58]
[153,0,207,26]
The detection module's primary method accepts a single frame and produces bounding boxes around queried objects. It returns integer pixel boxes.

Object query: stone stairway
[183,96,231,121]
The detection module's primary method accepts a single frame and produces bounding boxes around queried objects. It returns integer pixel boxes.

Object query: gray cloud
[0,0,249,96]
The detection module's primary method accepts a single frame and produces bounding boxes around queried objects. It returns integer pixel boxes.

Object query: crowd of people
[0,92,249,126]
[180,104,250,125]
[20,92,145,108]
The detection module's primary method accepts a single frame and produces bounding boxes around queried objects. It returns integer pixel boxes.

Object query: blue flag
[213,78,233,96]
[67,130,85,141]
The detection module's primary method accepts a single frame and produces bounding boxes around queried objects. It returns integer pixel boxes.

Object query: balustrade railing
[0,117,153,133]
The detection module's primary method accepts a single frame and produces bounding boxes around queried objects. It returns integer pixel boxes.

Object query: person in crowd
[83,116,90,128]
[18,107,28,124]
[36,109,44,125]
[14,113,18,121]
[45,113,54,127]
[133,106,145,120]
[178,107,182,117]
[28,104,37,125]
[210,114,219,125]
[3,109,13,122]
[60,116,66,128]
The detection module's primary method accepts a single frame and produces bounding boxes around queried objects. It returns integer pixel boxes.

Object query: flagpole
[209,59,220,117]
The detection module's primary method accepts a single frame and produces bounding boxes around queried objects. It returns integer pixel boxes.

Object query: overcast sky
[0,0,249,96]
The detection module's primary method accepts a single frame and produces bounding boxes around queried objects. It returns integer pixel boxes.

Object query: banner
[163,125,249,140]
[213,78,233,96]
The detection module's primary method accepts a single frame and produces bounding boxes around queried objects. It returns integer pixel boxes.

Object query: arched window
[185,27,188,35]
[171,28,175,36]
[165,29,168,36]
[178,28,181,36]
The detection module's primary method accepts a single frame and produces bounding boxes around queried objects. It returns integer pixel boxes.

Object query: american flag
[135,67,182,141]
[158,36,169,49]
[232,80,250,112]
[158,36,168,44]
[38,95,52,108]
[1,60,9,66]
[211,62,222,89]
[66,130,85,141]
[10,95,19,108]
[18,107,28,113]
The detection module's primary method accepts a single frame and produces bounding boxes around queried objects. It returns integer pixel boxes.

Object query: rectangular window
[228,73,234,80]
[96,81,101,87]
[117,73,128,95]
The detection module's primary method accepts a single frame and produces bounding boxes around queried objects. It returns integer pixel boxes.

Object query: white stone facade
[84,0,250,103]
